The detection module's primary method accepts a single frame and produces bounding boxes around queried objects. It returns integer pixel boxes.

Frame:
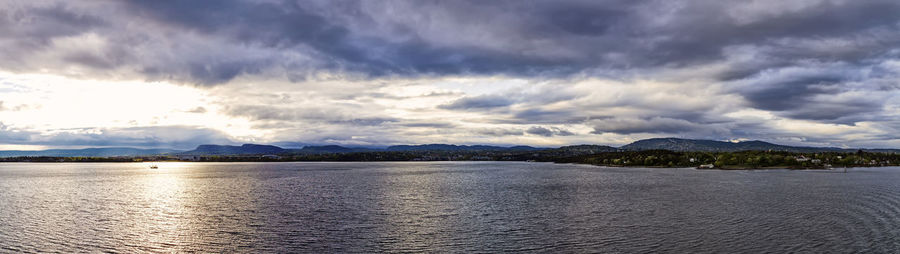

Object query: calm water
[1,162,899,253]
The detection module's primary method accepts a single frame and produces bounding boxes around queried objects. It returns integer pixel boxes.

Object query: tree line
[2,149,899,169]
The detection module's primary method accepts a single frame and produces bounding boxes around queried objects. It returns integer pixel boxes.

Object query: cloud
[729,62,894,123]
[184,106,207,113]
[439,95,515,110]
[475,128,524,137]
[526,126,575,137]
[0,124,235,149]
[590,117,714,135]
[1,0,897,85]
[0,101,31,111]
[223,104,396,126]
[0,122,35,143]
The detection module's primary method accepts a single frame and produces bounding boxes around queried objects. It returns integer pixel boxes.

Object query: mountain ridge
[2,138,899,157]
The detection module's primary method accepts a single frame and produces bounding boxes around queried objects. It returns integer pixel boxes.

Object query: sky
[1,0,899,150]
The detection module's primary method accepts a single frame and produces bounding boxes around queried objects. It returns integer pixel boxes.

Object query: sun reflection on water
[128,162,189,252]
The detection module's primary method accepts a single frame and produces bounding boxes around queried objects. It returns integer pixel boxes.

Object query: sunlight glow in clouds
[0,72,261,149]
[1,73,213,128]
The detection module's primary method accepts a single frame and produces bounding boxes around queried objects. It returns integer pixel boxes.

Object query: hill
[179,144,285,155]
[620,138,853,153]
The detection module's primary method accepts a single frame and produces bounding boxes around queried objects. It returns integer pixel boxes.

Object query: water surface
[1,162,899,252]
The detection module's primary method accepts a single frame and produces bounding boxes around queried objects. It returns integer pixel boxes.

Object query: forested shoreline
[2,149,899,170]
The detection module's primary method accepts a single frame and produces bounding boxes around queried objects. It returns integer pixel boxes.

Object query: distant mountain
[620,138,848,152]
[386,144,544,152]
[0,148,181,157]
[2,139,898,158]
[179,144,285,155]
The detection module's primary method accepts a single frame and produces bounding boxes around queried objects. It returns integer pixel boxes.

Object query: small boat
[149,164,159,169]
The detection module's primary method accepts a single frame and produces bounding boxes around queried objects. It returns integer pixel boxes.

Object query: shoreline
[561,162,880,171]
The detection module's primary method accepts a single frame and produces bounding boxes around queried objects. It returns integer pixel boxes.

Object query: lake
[1,162,899,252]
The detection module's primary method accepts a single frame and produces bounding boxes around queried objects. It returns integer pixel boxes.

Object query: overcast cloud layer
[1,0,899,149]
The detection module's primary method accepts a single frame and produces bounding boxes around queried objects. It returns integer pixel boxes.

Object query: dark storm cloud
[0,4,106,48]
[439,95,515,110]
[741,76,845,112]
[503,109,583,124]
[526,126,575,137]
[591,117,710,135]
[4,0,897,84]
[526,126,554,137]
[731,63,894,122]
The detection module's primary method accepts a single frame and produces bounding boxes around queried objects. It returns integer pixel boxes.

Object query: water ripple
[1,162,899,252]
